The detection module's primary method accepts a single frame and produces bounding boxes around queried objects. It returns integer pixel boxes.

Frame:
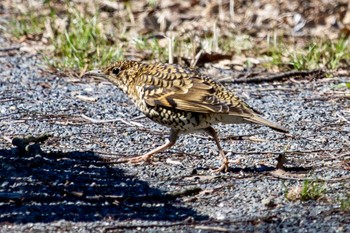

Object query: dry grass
[2,0,350,75]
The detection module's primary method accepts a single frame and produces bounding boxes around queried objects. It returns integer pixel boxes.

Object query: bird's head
[84,60,142,93]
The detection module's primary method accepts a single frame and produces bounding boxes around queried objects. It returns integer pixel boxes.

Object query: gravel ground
[1,38,350,232]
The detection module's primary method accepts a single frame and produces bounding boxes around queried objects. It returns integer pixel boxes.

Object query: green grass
[289,38,350,70]
[286,180,326,202]
[10,11,46,39]
[219,34,253,54]
[10,4,124,73]
[263,46,285,70]
[332,82,350,89]
[49,11,123,71]
[133,37,168,62]
[8,2,350,75]
[299,180,326,201]
[340,196,350,211]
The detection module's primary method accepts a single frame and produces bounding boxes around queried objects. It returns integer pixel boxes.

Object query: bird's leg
[205,126,229,173]
[122,129,179,164]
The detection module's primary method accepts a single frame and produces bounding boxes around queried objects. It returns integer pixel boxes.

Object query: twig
[0,97,24,102]
[102,216,287,232]
[81,114,144,127]
[254,87,299,92]
[166,187,202,198]
[191,50,202,68]
[2,136,12,143]
[0,46,21,52]
[103,222,193,232]
[194,225,229,232]
[224,69,325,84]
[231,148,340,155]
[268,170,350,182]
[75,95,98,102]
[304,94,350,101]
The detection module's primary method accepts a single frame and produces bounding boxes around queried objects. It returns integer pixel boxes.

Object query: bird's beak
[82,70,107,79]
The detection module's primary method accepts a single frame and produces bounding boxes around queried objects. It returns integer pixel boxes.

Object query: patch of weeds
[340,196,350,211]
[202,36,216,53]
[50,10,123,71]
[331,82,350,89]
[10,10,46,39]
[300,180,326,201]
[148,0,158,9]
[133,37,168,62]
[8,1,350,74]
[259,34,291,70]
[289,44,320,70]
[289,38,350,70]
[286,180,326,201]
[9,2,124,72]
[327,38,350,69]
[219,34,253,54]
[263,46,285,70]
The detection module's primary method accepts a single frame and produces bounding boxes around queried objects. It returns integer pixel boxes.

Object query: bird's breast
[135,100,218,131]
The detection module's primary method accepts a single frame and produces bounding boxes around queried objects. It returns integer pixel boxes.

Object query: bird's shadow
[0,148,207,223]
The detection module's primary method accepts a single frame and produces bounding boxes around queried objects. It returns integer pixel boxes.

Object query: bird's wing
[136,65,249,115]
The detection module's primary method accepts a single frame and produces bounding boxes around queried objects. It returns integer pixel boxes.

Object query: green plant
[286,180,326,201]
[289,38,350,70]
[219,34,253,54]
[11,11,45,38]
[51,11,122,70]
[8,1,350,75]
[299,180,326,201]
[332,82,350,89]
[133,36,168,62]
[10,4,124,72]
[327,38,349,69]
[340,195,350,211]
[289,44,320,70]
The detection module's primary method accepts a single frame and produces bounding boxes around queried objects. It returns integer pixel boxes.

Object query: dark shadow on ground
[227,165,311,173]
[0,148,207,223]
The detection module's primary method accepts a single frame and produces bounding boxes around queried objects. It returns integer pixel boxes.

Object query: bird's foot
[211,161,229,173]
[210,151,229,173]
[128,155,152,163]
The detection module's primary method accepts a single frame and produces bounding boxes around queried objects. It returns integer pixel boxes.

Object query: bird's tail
[245,114,289,133]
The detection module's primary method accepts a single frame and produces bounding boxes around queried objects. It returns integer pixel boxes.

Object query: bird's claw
[211,157,229,173]
[211,163,229,173]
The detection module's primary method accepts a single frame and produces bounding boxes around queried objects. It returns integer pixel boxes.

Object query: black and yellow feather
[100,61,288,133]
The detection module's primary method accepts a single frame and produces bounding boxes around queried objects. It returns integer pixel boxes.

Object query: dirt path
[0,39,349,232]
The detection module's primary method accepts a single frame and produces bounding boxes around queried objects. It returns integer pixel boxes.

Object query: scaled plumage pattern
[85,61,288,172]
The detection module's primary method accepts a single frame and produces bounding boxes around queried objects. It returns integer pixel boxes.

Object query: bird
[84,60,288,172]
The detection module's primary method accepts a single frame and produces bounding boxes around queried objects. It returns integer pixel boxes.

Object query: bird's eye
[112,67,120,75]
